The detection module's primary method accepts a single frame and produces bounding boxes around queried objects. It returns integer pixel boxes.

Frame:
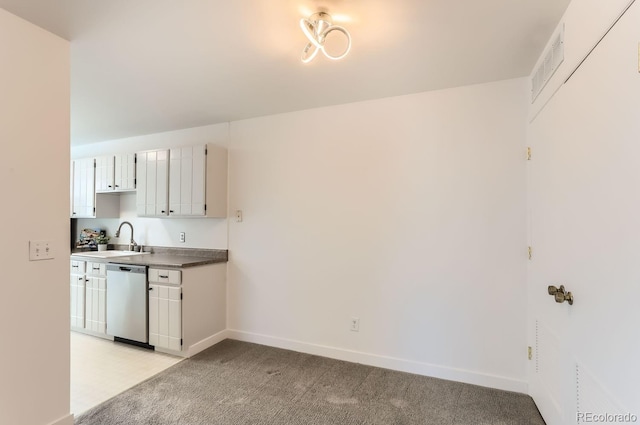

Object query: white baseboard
[226,329,528,394]
[47,413,74,425]
[186,329,230,358]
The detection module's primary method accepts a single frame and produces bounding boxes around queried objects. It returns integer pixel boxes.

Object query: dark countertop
[106,254,225,268]
[71,247,228,269]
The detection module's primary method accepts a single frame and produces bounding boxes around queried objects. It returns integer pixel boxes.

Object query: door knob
[548,285,574,305]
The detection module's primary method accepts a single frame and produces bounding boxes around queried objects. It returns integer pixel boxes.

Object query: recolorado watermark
[577,412,638,423]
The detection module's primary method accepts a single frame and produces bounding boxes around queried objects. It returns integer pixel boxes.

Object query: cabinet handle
[92,267,100,271]
[161,210,166,214]
[115,185,119,188]
[148,287,153,291]
[72,265,79,268]
[159,275,169,279]
[169,210,174,213]
[108,185,112,188]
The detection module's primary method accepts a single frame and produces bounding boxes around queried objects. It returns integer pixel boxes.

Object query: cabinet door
[70,274,85,329]
[136,150,169,216]
[169,145,206,216]
[85,277,106,333]
[95,156,115,192]
[71,158,95,218]
[114,153,136,191]
[148,284,181,351]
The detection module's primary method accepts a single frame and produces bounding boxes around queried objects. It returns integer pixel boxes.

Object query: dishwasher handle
[106,263,147,274]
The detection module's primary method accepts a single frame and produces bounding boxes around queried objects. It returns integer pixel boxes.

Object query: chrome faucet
[115,221,137,251]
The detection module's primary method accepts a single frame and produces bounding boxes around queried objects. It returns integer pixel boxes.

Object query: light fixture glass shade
[300,12,351,63]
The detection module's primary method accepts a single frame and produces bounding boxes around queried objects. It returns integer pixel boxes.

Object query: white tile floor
[70,331,183,416]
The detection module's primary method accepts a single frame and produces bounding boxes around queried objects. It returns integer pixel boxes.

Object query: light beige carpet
[75,339,545,425]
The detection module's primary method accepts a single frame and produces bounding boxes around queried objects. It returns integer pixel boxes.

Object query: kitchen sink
[75,250,150,259]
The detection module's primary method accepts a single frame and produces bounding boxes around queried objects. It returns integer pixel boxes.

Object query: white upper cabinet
[114,153,136,191]
[71,157,121,219]
[96,154,136,193]
[169,145,206,216]
[95,156,114,192]
[137,144,227,218]
[136,149,170,216]
[71,158,95,218]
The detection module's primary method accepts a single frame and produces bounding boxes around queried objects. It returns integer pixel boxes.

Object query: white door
[528,3,640,424]
[114,153,136,191]
[70,274,85,329]
[148,284,181,351]
[136,150,169,216]
[169,145,206,216]
[85,277,106,333]
[136,152,148,215]
[95,155,114,192]
[71,158,95,217]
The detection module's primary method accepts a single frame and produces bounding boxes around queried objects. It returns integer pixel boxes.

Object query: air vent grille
[532,24,565,102]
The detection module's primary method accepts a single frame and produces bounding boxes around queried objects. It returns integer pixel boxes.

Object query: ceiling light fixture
[300,12,352,63]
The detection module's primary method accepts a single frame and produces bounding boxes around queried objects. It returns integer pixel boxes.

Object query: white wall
[227,78,529,392]
[72,124,229,249]
[0,8,72,425]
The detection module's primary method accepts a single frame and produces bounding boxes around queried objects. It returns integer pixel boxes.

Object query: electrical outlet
[29,240,54,261]
[350,317,360,332]
[179,232,186,243]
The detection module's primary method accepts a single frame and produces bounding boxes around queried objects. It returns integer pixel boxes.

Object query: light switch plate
[29,240,54,261]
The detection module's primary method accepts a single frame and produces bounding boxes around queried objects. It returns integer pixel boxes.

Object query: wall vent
[532,24,565,102]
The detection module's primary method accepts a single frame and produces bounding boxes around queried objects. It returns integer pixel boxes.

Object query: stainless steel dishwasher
[106,264,149,345]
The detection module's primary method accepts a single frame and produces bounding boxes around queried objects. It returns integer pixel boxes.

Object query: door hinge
[528,246,533,260]
[204,204,207,212]
[134,178,137,185]
[134,154,137,164]
[180,292,183,300]
[528,346,533,360]
[527,147,532,161]
[180,338,183,346]
[93,207,96,213]
[205,146,208,155]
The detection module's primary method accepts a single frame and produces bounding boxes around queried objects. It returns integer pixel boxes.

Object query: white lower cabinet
[148,268,182,351]
[149,264,227,357]
[85,277,106,333]
[70,259,108,336]
[70,257,226,357]
[148,283,182,351]
[85,261,107,334]
[70,260,86,329]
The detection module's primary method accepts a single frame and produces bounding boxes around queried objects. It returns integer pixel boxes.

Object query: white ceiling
[0,0,570,145]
